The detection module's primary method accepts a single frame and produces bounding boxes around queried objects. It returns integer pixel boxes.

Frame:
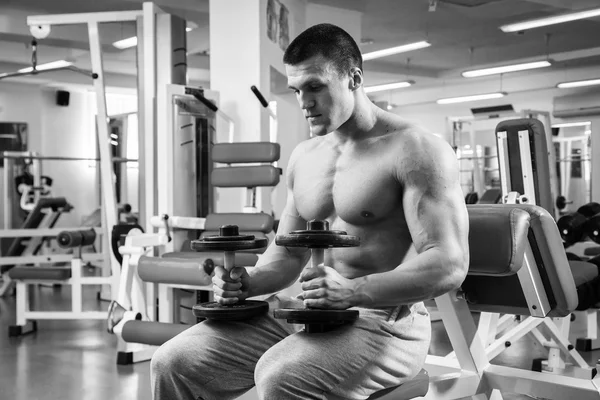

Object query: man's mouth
[306,114,321,120]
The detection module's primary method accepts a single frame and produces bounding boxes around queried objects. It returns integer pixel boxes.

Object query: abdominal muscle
[325,214,416,280]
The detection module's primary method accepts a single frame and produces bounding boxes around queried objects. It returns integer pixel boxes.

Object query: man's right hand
[211,266,250,305]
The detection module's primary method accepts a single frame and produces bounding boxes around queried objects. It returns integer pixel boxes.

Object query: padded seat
[367,369,429,399]
[162,251,259,266]
[138,251,260,286]
[8,267,71,280]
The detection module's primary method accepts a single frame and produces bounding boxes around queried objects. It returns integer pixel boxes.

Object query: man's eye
[309,86,322,91]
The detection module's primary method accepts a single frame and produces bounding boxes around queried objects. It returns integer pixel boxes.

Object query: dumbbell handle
[224,251,235,272]
[310,248,324,269]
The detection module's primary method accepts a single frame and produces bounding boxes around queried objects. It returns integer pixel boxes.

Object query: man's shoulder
[380,116,457,177]
[381,115,446,154]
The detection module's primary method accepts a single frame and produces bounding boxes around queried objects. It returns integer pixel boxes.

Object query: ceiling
[0,0,599,101]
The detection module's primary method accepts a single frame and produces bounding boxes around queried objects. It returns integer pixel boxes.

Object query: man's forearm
[246,249,307,298]
[350,248,467,308]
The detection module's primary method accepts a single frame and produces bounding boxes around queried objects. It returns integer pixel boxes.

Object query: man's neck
[334,95,380,142]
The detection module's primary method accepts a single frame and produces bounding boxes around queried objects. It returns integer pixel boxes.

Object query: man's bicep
[401,145,469,256]
[403,184,468,254]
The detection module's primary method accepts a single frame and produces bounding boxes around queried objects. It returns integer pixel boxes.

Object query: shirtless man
[151,23,469,400]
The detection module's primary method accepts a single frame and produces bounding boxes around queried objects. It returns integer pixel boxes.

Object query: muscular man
[152,23,469,400]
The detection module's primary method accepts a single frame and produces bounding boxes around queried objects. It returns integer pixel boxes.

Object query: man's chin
[309,124,332,137]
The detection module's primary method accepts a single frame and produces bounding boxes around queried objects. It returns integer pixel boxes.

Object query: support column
[209,0,284,214]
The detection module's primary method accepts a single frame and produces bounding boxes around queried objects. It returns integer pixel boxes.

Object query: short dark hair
[283,23,362,76]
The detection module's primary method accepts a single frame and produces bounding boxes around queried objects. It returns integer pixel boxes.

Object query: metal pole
[88,20,120,299]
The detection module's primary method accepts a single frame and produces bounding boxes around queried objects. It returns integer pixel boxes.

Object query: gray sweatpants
[151,294,431,400]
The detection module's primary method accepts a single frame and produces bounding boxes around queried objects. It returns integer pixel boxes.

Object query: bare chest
[292,145,402,225]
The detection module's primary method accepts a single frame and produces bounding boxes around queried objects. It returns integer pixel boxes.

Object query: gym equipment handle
[251,85,269,108]
[57,228,97,248]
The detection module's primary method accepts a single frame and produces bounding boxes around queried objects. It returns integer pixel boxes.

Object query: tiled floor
[1,284,599,400]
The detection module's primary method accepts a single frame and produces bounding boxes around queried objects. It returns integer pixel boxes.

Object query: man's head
[283,23,364,136]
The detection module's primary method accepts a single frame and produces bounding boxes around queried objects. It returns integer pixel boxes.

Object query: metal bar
[16,281,27,325]
[435,292,490,374]
[517,130,537,202]
[71,258,82,313]
[496,131,511,200]
[3,156,14,230]
[0,154,137,162]
[142,2,157,237]
[0,227,103,238]
[486,317,544,360]
[516,243,552,317]
[149,215,206,230]
[0,253,105,266]
[88,21,120,302]
[27,10,143,26]
[23,311,108,319]
[484,364,600,400]
[543,318,589,368]
[0,66,94,81]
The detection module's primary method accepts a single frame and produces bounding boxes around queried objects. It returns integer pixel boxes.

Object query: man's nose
[300,97,315,109]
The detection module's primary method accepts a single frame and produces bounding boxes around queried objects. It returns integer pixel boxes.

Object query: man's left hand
[298,264,357,309]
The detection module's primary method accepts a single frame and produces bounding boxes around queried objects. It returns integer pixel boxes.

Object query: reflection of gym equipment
[6,226,110,336]
[191,225,269,320]
[274,220,360,333]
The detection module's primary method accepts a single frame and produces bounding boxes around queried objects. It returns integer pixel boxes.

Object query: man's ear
[349,67,364,91]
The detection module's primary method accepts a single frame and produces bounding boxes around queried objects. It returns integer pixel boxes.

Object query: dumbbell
[273,220,360,333]
[557,202,600,244]
[585,213,600,244]
[190,225,269,321]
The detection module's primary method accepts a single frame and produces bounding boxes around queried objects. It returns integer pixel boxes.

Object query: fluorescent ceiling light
[551,121,591,128]
[462,60,551,78]
[437,92,506,105]
[18,60,73,73]
[362,41,430,61]
[113,36,138,49]
[500,7,600,33]
[364,80,414,93]
[557,78,600,89]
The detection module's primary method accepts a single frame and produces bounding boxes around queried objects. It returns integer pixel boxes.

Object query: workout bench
[6,227,110,336]
[423,202,600,399]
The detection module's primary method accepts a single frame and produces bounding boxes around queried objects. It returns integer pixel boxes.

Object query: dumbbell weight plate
[274,308,358,323]
[273,308,359,333]
[193,300,269,321]
[190,236,268,251]
[276,230,359,248]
